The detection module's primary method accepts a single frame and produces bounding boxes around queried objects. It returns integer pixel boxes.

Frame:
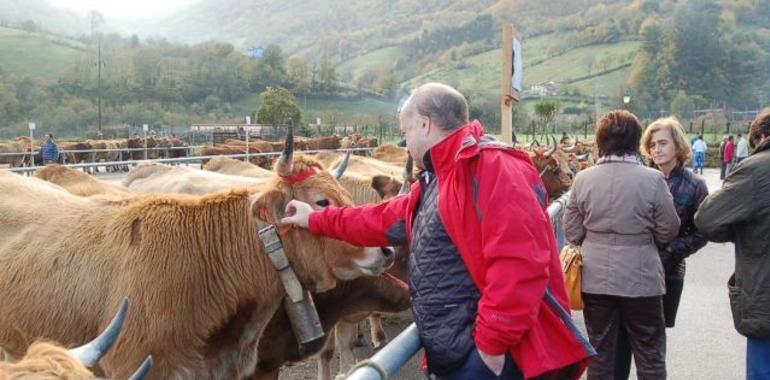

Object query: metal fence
[4,147,377,174]
[345,191,572,380]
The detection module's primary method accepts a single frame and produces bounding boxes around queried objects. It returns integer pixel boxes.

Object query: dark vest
[409,169,480,374]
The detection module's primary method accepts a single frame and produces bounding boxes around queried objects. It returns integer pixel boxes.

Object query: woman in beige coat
[563,110,680,379]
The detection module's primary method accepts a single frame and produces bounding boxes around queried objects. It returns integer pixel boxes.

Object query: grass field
[400,34,641,102]
[0,26,86,81]
[337,46,409,80]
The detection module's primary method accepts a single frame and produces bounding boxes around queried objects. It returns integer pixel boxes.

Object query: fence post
[245,128,250,163]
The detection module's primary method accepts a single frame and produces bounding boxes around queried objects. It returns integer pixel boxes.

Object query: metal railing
[0,146,204,157]
[345,191,572,380]
[4,147,376,174]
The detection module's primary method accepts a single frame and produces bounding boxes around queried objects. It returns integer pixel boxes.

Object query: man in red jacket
[723,135,735,177]
[282,83,593,379]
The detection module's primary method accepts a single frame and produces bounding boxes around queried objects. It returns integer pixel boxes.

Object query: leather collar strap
[257,224,305,303]
[281,167,319,184]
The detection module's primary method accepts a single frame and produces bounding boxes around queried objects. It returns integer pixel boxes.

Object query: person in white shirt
[735,133,749,163]
[691,134,708,174]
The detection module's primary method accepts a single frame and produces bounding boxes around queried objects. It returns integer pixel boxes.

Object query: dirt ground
[278,311,423,380]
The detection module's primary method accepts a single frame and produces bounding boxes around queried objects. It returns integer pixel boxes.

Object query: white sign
[512,38,523,95]
[316,117,321,126]
[28,122,36,131]
[246,116,251,124]
[142,124,149,132]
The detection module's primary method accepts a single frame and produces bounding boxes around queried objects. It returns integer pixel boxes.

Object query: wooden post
[500,24,521,145]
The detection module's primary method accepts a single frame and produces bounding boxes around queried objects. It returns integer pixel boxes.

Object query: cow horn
[69,297,129,366]
[331,151,351,179]
[398,156,414,195]
[127,355,153,380]
[544,135,557,157]
[562,144,577,153]
[576,153,590,160]
[277,121,294,177]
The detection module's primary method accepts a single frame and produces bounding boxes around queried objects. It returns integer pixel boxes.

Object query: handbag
[559,244,584,311]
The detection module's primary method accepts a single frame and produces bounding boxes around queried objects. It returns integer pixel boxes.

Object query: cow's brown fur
[372,144,408,166]
[0,341,94,380]
[0,137,32,167]
[36,164,133,197]
[249,275,410,380]
[329,155,403,177]
[203,157,274,178]
[123,163,267,195]
[0,154,383,379]
[528,147,573,199]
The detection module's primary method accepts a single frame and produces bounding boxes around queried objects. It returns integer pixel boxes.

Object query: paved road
[94,166,745,379]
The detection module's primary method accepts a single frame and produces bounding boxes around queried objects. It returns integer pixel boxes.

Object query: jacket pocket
[416,301,476,375]
[728,274,745,334]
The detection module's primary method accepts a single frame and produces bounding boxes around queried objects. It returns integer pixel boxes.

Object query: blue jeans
[693,152,705,174]
[436,348,522,380]
[748,337,770,380]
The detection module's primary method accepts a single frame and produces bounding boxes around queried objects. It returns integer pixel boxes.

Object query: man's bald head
[402,83,469,132]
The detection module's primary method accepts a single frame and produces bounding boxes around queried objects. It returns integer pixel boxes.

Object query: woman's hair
[595,110,642,157]
[749,108,770,149]
[640,116,692,163]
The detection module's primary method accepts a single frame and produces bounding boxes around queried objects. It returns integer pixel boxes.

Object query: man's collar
[422,120,484,173]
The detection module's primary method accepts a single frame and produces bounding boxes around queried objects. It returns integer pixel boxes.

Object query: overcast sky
[48,0,197,19]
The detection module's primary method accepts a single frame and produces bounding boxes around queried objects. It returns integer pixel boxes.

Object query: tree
[256,87,301,125]
[286,57,311,94]
[317,51,338,94]
[253,44,286,88]
[534,98,561,136]
[670,91,696,119]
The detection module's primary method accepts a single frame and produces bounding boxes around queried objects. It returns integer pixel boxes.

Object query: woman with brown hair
[563,110,680,379]
[613,116,710,379]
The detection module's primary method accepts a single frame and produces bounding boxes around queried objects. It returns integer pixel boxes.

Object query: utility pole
[97,35,103,138]
[91,11,104,138]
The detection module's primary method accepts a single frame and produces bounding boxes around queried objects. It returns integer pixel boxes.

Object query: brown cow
[0,130,391,379]
[35,164,133,198]
[372,144,408,166]
[0,137,32,167]
[527,136,574,199]
[201,145,274,169]
[203,156,274,178]
[249,275,409,380]
[303,135,342,150]
[329,155,404,177]
[123,162,268,195]
[0,299,152,380]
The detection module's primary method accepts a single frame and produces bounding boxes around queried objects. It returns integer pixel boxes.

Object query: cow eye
[315,199,330,208]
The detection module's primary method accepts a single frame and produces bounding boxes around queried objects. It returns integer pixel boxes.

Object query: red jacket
[309,121,591,378]
[723,140,735,163]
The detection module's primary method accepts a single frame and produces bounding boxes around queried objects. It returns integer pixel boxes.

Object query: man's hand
[281,200,314,229]
[477,348,505,376]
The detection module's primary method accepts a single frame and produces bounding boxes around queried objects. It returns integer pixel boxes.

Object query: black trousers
[615,271,684,380]
[583,293,666,380]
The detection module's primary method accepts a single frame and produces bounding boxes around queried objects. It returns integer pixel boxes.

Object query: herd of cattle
[0,129,597,380]
[0,133,382,174]
[0,136,190,169]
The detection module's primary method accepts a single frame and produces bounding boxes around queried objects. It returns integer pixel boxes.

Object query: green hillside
[0,26,86,81]
[401,35,641,99]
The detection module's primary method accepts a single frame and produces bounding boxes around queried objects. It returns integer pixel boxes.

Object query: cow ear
[249,190,286,224]
[370,175,395,199]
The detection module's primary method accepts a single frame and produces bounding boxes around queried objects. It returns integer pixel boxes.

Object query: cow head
[529,136,574,198]
[0,298,152,380]
[250,124,392,292]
